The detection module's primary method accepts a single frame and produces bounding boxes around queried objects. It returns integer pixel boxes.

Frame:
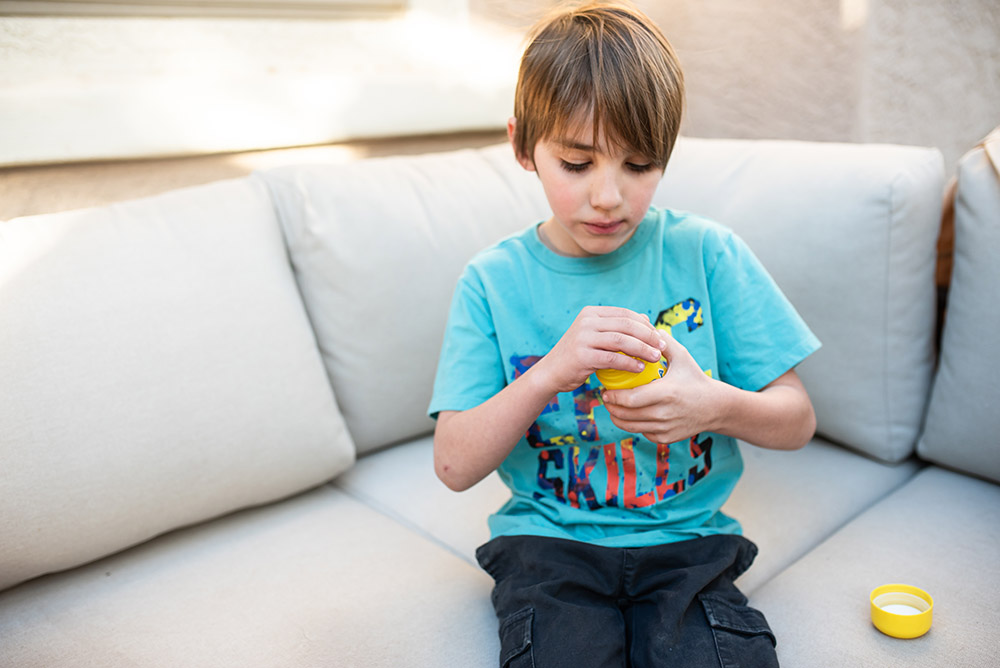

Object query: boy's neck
[536,220,569,257]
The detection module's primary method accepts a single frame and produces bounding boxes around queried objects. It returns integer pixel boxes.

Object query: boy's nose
[591,170,624,211]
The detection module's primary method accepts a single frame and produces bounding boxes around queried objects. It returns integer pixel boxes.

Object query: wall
[471,0,1000,168]
[641,0,1000,170]
[474,0,999,170]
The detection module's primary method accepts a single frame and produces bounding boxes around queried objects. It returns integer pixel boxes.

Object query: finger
[605,416,678,444]
[603,381,663,409]
[594,311,659,334]
[593,349,648,374]
[592,337,663,367]
[583,305,652,322]
[594,321,665,362]
[585,307,661,339]
[657,328,691,362]
[661,332,711,375]
[608,414,684,442]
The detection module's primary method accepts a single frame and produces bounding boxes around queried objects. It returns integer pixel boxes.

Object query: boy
[429,2,820,666]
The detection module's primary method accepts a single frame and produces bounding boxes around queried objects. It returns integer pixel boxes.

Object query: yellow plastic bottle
[595,355,668,390]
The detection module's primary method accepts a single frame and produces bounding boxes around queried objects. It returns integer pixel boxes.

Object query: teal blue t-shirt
[429,207,820,547]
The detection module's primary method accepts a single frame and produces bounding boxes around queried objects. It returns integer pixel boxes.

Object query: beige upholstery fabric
[334,436,509,562]
[334,436,920,594]
[0,179,354,591]
[0,486,498,668]
[918,128,1000,483]
[750,466,1000,667]
[259,145,549,453]
[655,138,944,463]
[265,138,944,462]
[724,440,919,593]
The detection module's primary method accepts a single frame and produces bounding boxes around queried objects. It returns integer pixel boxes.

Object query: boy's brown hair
[512,1,684,169]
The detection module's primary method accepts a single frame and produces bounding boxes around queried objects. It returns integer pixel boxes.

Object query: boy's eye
[626,162,654,173]
[560,160,589,173]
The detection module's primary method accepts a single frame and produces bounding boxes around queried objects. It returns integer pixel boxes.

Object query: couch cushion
[335,436,919,594]
[654,138,944,463]
[334,436,509,562]
[748,466,1000,667]
[263,137,943,462]
[918,128,1000,483]
[258,145,549,453]
[723,439,919,593]
[0,178,354,591]
[0,486,498,668]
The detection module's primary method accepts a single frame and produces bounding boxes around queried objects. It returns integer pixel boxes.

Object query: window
[0,0,405,19]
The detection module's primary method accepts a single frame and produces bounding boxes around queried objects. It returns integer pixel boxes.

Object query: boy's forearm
[713,371,816,451]
[434,363,558,491]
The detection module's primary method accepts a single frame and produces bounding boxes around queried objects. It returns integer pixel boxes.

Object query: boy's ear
[507,117,536,172]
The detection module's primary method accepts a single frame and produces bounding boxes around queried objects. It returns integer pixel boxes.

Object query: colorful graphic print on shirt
[511,298,714,512]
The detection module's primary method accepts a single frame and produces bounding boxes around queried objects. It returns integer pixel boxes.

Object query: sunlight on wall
[840,0,869,31]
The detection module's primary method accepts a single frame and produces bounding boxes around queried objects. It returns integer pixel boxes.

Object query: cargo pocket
[699,593,778,668]
[498,607,534,668]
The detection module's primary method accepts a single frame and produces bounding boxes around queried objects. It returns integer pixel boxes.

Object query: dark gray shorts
[476,534,778,668]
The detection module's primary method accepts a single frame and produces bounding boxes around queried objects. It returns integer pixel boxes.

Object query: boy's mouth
[583,220,625,235]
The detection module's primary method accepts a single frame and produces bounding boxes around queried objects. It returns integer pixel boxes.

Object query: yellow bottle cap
[870,584,933,639]
[595,355,667,390]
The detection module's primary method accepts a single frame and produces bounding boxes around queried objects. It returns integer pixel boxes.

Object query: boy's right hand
[535,306,667,395]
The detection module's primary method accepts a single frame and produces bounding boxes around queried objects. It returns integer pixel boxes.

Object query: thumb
[657,328,713,380]
[657,328,693,367]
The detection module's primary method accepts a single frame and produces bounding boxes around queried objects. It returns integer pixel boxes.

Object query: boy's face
[512,115,664,257]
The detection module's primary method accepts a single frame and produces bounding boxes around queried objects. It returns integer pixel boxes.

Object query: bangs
[514,2,684,167]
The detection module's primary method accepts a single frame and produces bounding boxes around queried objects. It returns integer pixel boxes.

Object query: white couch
[2,132,998,667]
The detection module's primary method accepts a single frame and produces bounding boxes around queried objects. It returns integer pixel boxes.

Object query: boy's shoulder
[461,223,540,278]
[657,207,743,259]
[660,206,733,238]
[473,224,536,260]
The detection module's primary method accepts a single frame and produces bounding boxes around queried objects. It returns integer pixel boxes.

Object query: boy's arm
[603,331,816,451]
[434,367,558,492]
[434,306,666,491]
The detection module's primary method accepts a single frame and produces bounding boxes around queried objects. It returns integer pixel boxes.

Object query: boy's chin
[540,219,637,257]
[580,241,625,256]
[577,228,636,255]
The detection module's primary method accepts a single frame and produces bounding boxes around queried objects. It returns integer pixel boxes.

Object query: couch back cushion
[0,178,354,591]
[259,147,550,454]
[654,138,944,462]
[918,129,1000,482]
[264,138,943,463]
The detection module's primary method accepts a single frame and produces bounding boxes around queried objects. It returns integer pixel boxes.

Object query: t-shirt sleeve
[706,229,821,391]
[427,266,508,419]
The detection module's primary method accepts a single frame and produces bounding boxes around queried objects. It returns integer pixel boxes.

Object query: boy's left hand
[602,331,722,445]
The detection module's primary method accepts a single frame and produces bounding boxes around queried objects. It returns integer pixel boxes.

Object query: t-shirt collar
[525,208,660,274]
